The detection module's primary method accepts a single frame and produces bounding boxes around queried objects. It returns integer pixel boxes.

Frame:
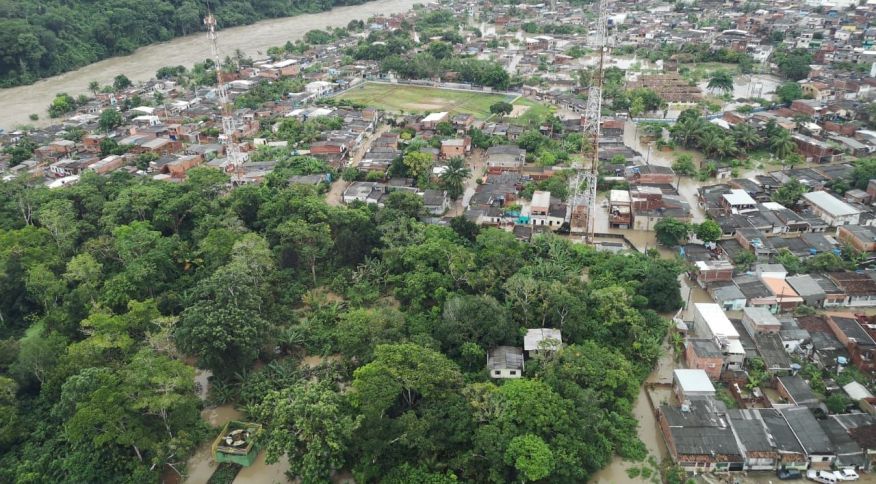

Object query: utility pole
[205,13,243,183]
[567,0,608,241]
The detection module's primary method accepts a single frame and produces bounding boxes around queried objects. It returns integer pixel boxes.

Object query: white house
[673,369,716,401]
[487,346,524,379]
[524,328,562,354]
[802,191,862,226]
[692,303,745,369]
[305,80,334,97]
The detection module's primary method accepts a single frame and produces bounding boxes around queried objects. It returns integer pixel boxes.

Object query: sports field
[336,82,517,119]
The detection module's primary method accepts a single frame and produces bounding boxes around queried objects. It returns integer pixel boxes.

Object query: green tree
[352,343,463,416]
[694,219,722,243]
[732,250,757,271]
[776,249,803,274]
[335,307,406,362]
[504,434,554,482]
[174,234,275,377]
[99,108,123,132]
[489,101,514,115]
[654,218,690,246]
[437,295,516,357]
[671,153,697,176]
[402,151,434,184]
[804,252,848,273]
[113,74,132,91]
[851,158,876,189]
[273,219,333,285]
[772,178,807,207]
[707,70,734,94]
[88,80,100,96]
[428,41,453,59]
[776,50,812,80]
[776,82,804,104]
[770,129,797,159]
[440,156,471,200]
[257,380,361,483]
[36,198,79,254]
[731,123,762,149]
[825,393,851,414]
[48,93,77,118]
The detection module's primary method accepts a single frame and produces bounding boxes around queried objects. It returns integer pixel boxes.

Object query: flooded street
[591,342,674,483]
[183,405,244,484]
[0,0,420,130]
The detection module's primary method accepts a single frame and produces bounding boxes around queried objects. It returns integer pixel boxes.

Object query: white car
[807,469,838,484]
[833,469,860,481]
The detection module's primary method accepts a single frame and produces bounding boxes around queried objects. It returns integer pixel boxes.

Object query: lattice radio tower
[205,13,243,183]
[567,0,608,240]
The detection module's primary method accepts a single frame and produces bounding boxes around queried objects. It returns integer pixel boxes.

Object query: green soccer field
[336,82,517,119]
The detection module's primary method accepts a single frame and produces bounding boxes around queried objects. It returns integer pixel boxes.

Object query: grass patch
[207,463,242,484]
[715,384,738,409]
[336,82,514,119]
[508,97,554,127]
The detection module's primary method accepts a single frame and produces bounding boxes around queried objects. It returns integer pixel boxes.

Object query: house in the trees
[487,346,524,379]
[523,328,562,355]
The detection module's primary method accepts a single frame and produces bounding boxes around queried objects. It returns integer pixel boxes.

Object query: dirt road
[325,124,391,207]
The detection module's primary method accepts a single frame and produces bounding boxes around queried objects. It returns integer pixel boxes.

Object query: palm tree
[440,156,472,201]
[770,129,797,159]
[731,123,762,149]
[707,70,734,94]
[670,116,704,147]
[88,81,100,96]
[696,128,724,158]
[763,119,781,139]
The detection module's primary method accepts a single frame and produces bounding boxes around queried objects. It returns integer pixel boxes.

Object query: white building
[524,328,562,354]
[487,346,524,379]
[692,303,745,369]
[673,369,716,401]
[305,80,334,97]
[802,191,862,226]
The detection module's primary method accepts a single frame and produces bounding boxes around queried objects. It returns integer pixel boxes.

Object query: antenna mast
[568,0,608,241]
[205,13,243,183]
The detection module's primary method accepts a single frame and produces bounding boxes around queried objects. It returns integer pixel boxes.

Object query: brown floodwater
[182,405,245,484]
[0,0,421,130]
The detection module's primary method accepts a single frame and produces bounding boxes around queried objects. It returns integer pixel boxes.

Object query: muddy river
[0,0,420,130]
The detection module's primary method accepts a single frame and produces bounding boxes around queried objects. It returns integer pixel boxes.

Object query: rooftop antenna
[205,12,243,183]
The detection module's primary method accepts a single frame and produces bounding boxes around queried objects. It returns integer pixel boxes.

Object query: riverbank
[0,0,419,131]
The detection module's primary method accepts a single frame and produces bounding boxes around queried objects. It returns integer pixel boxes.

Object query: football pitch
[336,82,517,119]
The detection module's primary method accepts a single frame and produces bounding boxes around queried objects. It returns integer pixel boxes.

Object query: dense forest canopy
[0,0,371,87]
[0,169,681,482]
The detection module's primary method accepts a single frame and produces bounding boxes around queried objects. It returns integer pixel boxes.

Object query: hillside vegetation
[0,0,369,87]
[0,169,681,482]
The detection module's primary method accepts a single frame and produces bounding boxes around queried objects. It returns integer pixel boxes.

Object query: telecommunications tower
[567,0,609,240]
[205,13,243,182]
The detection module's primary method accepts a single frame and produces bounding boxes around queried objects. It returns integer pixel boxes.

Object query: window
[509,370,517,375]
[493,370,500,376]
[822,457,830,462]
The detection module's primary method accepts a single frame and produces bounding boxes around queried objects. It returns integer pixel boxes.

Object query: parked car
[777,468,803,480]
[808,469,838,484]
[833,469,860,481]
